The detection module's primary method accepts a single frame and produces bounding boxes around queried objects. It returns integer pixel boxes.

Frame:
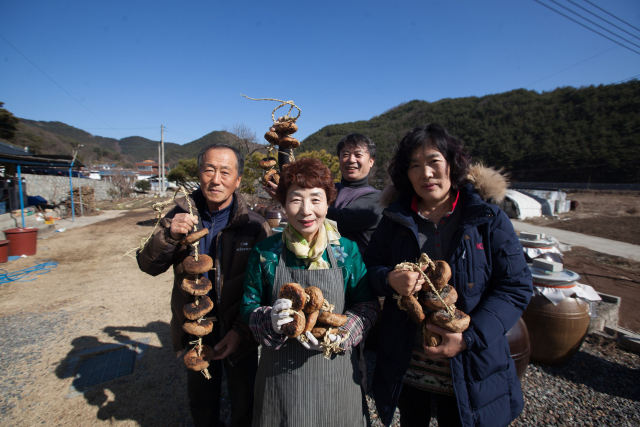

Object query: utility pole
[77,145,84,216]
[161,124,166,196]
[158,128,162,195]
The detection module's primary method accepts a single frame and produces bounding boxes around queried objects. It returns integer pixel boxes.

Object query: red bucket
[0,240,8,263]
[3,228,38,256]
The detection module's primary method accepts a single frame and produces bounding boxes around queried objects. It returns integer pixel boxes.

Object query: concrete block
[588,292,621,334]
[519,232,542,240]
[532,258,563,272]
[603,326,640,353]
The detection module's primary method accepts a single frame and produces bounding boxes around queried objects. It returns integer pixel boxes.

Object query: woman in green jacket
[240,157,379,427]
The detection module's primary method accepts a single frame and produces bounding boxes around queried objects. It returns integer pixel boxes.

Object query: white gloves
[271,298,293,334]
[296,331,339,351]
[297,332,323,351]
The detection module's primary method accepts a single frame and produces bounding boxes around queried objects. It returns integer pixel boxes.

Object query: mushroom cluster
[260,116,301,186]
[278,282,348,358]
[394,254,470,347]
[180,227,216,379]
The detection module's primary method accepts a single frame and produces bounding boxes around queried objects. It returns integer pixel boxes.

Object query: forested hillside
[301,81,640,185]
[9,119,248,168]
[4,80,638,183]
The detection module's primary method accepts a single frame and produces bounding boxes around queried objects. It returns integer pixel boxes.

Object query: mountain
[7,80,639,183]
[300,81,640,185]
[165,131,235,159]
[118,136,180,163]
[10,119,261,168]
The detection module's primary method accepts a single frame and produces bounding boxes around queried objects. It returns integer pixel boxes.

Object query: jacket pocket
[500,239,526,277]
[459,234,488,299]
[473,393,513,427]
[467,367,510,411]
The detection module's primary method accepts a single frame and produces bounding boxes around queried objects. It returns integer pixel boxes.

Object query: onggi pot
[522,262,590,365]
[506,318,530,381]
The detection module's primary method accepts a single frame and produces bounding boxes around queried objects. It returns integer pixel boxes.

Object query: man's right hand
[387,269,425,296]
[169,213,198,240]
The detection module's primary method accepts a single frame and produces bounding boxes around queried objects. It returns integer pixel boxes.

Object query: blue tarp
[27,195,48,206]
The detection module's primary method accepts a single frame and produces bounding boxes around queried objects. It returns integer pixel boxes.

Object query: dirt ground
[525,191,640,245]
[563,246,640,333]
[0,207,193,427]
[0,197,638,426]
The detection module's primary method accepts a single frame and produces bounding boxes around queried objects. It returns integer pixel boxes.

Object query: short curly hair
[275,157,338,205]
[388,124,472,197]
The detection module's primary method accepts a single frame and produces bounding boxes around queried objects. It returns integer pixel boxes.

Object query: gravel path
[513,334,640,427]
[1,298,637,426]
[0,310,71,421]
[364,333,639,427]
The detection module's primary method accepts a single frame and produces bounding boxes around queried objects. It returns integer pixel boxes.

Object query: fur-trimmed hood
[379,164,508,208]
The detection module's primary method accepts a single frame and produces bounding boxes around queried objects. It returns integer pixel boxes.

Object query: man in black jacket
[327,133,382,253]
[137,143,270,427]
[263,133,382,253]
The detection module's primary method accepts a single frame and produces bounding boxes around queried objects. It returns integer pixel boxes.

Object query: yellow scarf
[283,219,341,270]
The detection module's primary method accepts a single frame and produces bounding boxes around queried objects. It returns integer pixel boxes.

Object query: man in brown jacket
[137,143,270,427]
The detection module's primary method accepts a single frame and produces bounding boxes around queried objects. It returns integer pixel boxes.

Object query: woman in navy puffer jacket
[363,124,532,427]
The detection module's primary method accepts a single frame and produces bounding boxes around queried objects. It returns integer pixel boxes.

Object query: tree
[297,149,342,182]
[241,152,269,194]
[222,123,269,158]
[109,172,135,198]
[167,158,199,190]
[135,180,151,191]
[0,102,20,140]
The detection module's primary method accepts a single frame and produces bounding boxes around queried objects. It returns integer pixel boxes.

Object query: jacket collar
[383,184,495,232]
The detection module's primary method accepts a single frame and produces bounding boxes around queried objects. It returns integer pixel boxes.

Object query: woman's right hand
[387,269,425,296]
[270,298,293,334]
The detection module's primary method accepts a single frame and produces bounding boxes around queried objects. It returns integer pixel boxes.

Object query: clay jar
[522,293,590,365]
[506,318,530,381]
[264,205,278,218]
[523,264,590,365]
[267,210,285,228]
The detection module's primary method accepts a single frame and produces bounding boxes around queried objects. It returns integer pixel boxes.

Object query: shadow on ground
[136,218,159,227]
[537,345,640,402]
[56,321,193,426]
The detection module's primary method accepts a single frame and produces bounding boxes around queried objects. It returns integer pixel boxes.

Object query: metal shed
[0,140,85,227]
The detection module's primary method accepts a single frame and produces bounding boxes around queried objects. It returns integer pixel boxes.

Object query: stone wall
[23,174,117,203]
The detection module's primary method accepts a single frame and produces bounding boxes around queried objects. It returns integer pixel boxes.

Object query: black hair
[336,133,377,159]
[197,143,244,177]
[388,124,471,196]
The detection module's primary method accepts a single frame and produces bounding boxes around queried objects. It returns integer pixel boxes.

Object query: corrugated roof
[0,140,34,156]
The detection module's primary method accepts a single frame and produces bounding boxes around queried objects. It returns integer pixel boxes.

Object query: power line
[0,34,124,138]
[525,46,617,88]
[533,0,640,56]
[546,0,640,50]
[566,0,640,41]
[5,122,157,131]
[614,73,640,84]
[582,0,640,34]
[163,127,197,141]
[510,159,640,173]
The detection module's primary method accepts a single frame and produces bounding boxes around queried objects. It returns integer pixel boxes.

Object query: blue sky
[1,0,639,147]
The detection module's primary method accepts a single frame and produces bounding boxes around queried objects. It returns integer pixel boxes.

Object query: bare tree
[108,172,135,198]
[222,123,269,158]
